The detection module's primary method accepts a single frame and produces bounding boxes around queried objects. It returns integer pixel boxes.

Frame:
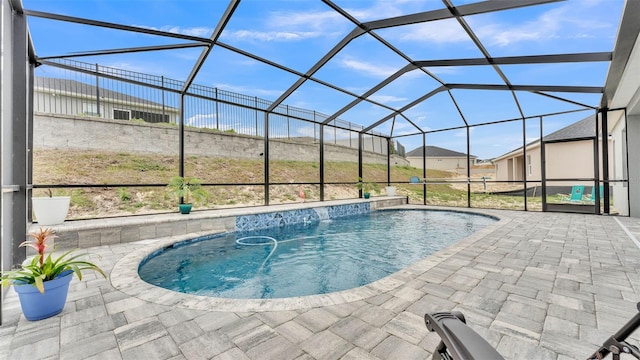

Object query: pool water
[139,210,496,299]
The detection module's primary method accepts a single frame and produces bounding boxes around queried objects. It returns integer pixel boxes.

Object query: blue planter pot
[14,270,73,321]
[179,203,193,214]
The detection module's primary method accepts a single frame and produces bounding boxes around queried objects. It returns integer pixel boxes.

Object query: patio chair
[586,185,605,203]
[559,185,585,202]
[409,176,422,184]
[427,302,640,360]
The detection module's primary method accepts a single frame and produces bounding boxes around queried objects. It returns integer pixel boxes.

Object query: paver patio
[2,206,640,360]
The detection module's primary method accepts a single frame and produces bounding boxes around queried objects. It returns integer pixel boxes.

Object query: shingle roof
[492,114,597,160]
[406,145,476,158]
[543,114,596,141]
[34,77,176,109]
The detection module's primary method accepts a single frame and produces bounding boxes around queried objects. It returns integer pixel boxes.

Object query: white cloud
[398,19,469,43]
[186,113,217,127]
[269,10,343,31]
[391,2,616,48]
[223,30,323,42]
[134,24,212,37]
[340,58,399,78]
[222,8,345,43]
[214,83,283,98]
[473,4,614,47]
[368,94,408,103]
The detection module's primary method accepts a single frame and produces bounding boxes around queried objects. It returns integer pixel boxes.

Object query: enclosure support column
[178,93,185,180]
[319,124,325,201]
[422,133,426,205]
[466,127,471,208]
[387,137,391,186]
[10,6,29,268]
[522,117,528,211]
[264,113,270,205]
[601,108,610,214]
[540,116,547,211]
[594,109,602,214]
[358,133,363,198]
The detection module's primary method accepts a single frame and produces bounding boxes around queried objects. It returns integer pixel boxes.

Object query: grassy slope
[33,149,528,219]
[33,150,536,219]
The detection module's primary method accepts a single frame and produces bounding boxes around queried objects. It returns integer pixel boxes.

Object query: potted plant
[356,177,379,199]
[31,189,71,225]
[167,176,208,214]
[1,228,106,321]
[385,185,396,196]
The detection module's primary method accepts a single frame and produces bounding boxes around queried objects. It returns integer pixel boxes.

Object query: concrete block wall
[34,113,409,166]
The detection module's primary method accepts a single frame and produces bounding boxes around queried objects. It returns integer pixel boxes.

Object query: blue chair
[560,185,585,202]
[587,185,605,203]
[409,176,421,184]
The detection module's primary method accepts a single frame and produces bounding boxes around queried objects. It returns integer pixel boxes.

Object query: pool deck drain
[2,205,640,359]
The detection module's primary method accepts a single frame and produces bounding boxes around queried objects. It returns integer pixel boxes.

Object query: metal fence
[35,59,404,156]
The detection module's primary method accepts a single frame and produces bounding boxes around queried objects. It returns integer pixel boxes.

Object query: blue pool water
[139,210,496,299]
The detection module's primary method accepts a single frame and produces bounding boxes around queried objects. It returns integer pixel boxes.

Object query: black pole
[178,94,185,204]
[319,124,325,201]
[422,133,427,205]
[594,110,601,214]
[466,127,471,208]
[522,117,528,211]
[358,133,363,198]
[387,137,391,186]
[601,108,610,214]
[264,112,270,205]
[540,116,547,211]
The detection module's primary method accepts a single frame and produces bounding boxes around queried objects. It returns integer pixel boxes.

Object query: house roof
[544,114,596,142]
[406,145,476,158]
[492,114,597,161]
[34,77,178,111]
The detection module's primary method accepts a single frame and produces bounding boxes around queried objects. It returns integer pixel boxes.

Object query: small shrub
[118,187,131,202]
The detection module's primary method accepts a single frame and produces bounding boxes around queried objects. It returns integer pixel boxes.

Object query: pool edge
[110,205,510,312]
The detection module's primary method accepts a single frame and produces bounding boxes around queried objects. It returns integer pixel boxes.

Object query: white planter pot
[32,196,71,225]
[385,186,396,196]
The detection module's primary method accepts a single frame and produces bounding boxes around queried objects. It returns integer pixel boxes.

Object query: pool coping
[110,205,510,312]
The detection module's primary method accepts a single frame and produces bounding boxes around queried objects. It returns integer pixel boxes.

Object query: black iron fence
[34,59,405,156]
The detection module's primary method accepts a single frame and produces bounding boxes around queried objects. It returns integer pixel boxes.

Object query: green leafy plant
[167,176,208,204]
[1,228,106,293]
[118,187,132,201]
[356,177,379,194]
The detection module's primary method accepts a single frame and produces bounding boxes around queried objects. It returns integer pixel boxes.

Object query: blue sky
[25,0,625,159]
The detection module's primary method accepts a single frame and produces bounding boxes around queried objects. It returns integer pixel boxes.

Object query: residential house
[406,145,477,171]
[492,115,615,187]
[34,77,179,123]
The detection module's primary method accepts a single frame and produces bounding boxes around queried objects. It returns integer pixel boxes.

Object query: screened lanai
[2,0,639,262]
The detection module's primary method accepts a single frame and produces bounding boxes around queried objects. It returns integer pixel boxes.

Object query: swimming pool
[138,209,496,299]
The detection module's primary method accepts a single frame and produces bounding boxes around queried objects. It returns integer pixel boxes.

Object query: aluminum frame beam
[414,52,612,67]
[23,9,212,43]
[602,0,640,108]
[363,0,562,31]
[181,0,240,93]
[37,42,209,60]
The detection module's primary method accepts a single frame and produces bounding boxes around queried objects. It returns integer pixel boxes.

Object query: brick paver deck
[2,206,640,359]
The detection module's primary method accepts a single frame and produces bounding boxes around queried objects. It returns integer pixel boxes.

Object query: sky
[23,0,626,159]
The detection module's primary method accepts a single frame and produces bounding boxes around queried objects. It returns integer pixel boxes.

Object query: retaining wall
[34,113,409,165]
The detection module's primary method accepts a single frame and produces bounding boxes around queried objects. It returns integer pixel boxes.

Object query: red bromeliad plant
[0,227,106,293]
